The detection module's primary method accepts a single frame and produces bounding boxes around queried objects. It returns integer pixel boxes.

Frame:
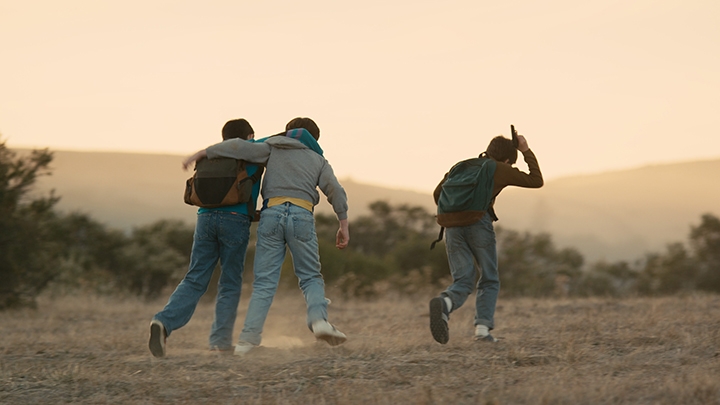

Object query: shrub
[0,140,60,308]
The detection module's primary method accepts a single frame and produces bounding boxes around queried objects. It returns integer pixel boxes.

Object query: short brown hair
[285,117,320,140]
[222,119,254,140]
[485,136,517,164]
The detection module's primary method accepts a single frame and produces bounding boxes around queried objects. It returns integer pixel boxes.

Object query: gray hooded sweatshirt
[206,136,348,220]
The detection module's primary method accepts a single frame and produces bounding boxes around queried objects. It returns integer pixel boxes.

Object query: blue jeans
[239,203,327,346]
[153,211,251,350]
[442,213,499,329]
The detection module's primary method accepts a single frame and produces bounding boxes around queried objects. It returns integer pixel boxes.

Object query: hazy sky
[2,1,719,192]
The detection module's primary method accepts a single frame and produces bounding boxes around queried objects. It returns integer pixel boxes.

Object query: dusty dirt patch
[1,293,720,404]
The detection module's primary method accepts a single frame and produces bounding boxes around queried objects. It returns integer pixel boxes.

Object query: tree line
[2,141,719,309]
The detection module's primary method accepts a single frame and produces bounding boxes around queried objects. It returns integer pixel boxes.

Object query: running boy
[430,132,543,344]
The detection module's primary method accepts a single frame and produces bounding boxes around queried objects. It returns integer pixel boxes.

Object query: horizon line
[9,144,720,192]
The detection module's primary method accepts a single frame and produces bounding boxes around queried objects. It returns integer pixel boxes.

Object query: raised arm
[495,134,543,189]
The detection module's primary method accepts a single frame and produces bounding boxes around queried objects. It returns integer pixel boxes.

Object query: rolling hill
[20,149,720,263]
[496,159,720,262]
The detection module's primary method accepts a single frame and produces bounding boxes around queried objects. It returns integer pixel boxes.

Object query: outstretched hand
[182,150,208,170]
[336,219,350,249]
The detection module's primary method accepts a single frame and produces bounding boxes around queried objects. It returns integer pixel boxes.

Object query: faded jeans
[153,211,251,350]
[442,213,500,329]
[239,202,327,346]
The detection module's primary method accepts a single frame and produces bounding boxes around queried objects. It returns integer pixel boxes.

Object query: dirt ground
[1,291,719,404]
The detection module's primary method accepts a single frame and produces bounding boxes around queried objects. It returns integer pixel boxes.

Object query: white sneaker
[474,325,498,342]
[312,320,347,346]
[234,341,256,356]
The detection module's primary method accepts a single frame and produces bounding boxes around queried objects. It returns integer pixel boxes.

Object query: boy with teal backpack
[430,129,543,344]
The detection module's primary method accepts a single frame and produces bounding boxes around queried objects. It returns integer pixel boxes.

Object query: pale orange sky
[1,1,719,192]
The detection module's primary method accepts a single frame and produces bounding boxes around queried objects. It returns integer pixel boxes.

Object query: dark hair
[222,119,254,140]
[285,117,320,140]
[485,136,517,164]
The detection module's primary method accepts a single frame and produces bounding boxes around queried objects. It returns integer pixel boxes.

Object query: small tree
[690,213,720,292]
[116,220,194,298]
[349,201,437,257]
[497,227,584,297]
[314,202,448,296]
[0,139,60,308]
[637,243,696,295]
[47,212,130,294]
[575,260,639,297]
[635,213,720,296]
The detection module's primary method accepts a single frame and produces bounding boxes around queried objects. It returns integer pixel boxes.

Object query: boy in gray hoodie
[182,117,349,354]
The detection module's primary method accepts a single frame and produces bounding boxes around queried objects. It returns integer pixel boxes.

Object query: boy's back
[207,133,348,219]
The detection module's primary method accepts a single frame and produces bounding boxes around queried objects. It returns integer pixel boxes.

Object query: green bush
[497,227,584,297]
[0,140,62,308]
[4,135,718,305]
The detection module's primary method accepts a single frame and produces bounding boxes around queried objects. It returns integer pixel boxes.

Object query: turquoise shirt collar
[286,128,323,156]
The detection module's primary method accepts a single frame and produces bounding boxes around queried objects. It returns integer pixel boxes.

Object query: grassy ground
[1,290,719,404]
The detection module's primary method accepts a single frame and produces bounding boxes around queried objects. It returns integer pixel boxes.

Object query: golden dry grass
[1,290,720,404]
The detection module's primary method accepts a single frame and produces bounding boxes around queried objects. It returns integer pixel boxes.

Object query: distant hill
[496,160,720,262]
[22,149,435,227]
[19,149,720,263]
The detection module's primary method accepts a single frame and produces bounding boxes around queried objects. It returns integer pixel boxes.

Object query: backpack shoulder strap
[430,227,445,250]
[235,159,264,184]
[250,165,264,183]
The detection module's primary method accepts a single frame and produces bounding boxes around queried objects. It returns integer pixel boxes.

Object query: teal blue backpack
[431,156,497,249]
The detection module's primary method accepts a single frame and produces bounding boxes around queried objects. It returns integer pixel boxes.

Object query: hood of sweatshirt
[265,136,310,150]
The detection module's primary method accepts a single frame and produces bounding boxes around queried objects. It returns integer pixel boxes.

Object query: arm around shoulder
[183,149,207,170]
[206,138,271,164]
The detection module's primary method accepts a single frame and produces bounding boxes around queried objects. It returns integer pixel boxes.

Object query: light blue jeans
[442,213,500,330]
[239,203,328,346]
[153,211,251,350]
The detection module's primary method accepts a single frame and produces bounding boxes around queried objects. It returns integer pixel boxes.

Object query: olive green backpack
[184,158,263,209]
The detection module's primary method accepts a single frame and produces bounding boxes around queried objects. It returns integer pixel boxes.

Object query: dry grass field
[1,290,719,404]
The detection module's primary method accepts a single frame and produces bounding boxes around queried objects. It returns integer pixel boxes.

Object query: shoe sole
[234,346,255,356]
[315,333,347,346]
[209,348,234,355]
[429,297,449,344]
[149,322,165,358]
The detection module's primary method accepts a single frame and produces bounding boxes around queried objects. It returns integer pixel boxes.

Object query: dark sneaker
[474,333,498,343]
[149,319,167,358]
[312,320,347,346]
[429,297,449,344]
